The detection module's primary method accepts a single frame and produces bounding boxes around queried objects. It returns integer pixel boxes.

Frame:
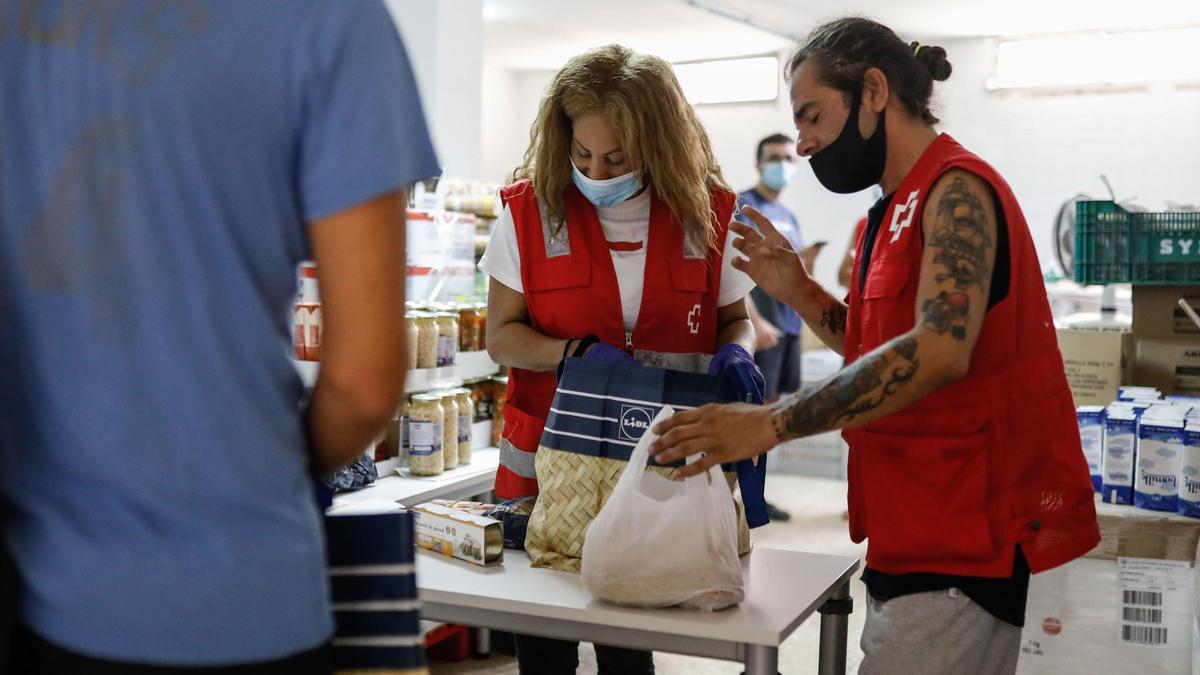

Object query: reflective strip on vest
[540,205,570,258]
[632,349,712,373]
[499,438,538,479]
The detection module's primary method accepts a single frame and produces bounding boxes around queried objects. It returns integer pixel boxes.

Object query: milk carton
[1103,406,1139,504]
[1179,422,1200,519]
[1077,406,1106,492]
[1118,386,1160,402]
[1134,415,1186,511]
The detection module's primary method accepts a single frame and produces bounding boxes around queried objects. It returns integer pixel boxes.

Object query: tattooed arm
[650,170,998,476]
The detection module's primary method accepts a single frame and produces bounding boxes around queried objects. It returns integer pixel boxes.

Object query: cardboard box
[1017,502,1200,674]
[1134,286,1200,341]
[1057,329,1135,406]
[412,502,503,566]
[1136,339,1200,396]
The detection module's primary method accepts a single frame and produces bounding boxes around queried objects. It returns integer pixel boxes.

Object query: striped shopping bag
[325,507,426,675]
[524,357,759,572]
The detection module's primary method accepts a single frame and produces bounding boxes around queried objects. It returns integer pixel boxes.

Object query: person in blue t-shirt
[736,134,824,524]
[737,134,825,400]
[0,1,439,671]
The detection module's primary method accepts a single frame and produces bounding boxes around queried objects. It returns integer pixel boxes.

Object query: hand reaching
[731,206,814,308]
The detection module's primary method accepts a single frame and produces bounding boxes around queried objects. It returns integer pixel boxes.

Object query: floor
[429,475,869,674]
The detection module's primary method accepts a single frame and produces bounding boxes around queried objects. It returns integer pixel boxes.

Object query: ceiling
[484,0,1200,70]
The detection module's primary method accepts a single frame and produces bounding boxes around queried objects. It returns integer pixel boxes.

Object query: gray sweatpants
[859,587,1021,675]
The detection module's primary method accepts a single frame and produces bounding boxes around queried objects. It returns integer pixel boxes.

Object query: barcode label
[1122,624,1169,645]
[1122,590,1163,606]
[1122,607,1164,624]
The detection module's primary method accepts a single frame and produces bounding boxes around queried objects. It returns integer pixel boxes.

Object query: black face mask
[808,90,887,194]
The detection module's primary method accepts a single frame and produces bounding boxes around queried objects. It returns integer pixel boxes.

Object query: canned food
[450,387,474,464]
[293,303,306,360]
[407,394,444,476]
[436,391,459,470]
[414,313,439,369]
[435,312,459,367]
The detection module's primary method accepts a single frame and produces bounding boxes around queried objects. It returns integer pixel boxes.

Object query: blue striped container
[325,507,424,671]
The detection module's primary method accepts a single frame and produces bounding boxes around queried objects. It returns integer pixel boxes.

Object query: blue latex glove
[708,344,766,403]
[710,344,770,528]
[583,342,638,367]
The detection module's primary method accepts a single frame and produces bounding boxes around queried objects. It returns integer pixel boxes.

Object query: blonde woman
[479,44,760,674]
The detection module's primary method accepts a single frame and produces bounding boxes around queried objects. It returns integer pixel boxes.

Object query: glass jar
[490,375,509,447]
[474,302,489,351]
[450,387,474,464]
[404,313,420,370]
[437,391,459,470]
[435,312,459,367]
[414,313,439,369]
[458,305,481,352]
[407,394,444,476]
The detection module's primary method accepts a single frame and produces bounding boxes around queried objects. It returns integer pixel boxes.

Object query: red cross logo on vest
[687,304,701,334]
[888,189,921,244]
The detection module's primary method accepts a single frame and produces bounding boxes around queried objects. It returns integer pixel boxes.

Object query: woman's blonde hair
[512,44,729,252]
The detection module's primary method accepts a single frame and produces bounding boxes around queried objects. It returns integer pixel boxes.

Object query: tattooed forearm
[929,177,994,292]
[820,302,849,335]
[770,337,919,441]
[921,291,970,340]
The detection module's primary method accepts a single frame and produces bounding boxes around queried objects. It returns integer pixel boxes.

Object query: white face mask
[571,162,642,208]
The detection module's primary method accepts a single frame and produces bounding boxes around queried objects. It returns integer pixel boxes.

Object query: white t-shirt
[478,188,755,333]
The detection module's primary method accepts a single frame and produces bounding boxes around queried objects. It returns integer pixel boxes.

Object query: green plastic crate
[1074,200,1200,285]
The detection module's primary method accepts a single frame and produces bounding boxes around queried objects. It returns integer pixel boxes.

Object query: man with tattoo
[650,18,1099,675]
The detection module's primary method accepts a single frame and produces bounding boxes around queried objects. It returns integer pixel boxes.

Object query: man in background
[737,133,823,523]
[0,1,438,671]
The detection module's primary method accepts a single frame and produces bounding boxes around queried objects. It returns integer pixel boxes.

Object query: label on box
[1134,427,1184,511]
[304,304,322,360]
[1117,557,1190,647]
[413,502,502,566]
[1080,423,1104,477]
[292,304,306,360]
[1104,421,1137,493]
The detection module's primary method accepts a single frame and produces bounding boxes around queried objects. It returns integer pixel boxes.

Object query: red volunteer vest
[843,134,1099,576]
[494,180,736,498]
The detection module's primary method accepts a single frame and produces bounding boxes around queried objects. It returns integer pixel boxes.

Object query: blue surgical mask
[571,162,642,208]
[761,160,797,192]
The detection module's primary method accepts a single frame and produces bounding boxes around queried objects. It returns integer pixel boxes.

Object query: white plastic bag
[581,406,745,611]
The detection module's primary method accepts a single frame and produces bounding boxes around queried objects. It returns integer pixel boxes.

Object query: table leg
[473,627,491,659]
[818,581,853,675]
[743,644,778,675]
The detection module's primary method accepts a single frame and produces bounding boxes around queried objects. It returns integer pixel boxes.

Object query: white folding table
[417,546,860,675]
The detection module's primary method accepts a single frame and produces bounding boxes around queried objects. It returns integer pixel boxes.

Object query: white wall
[387,0,484,178]
[934,37,1200,270]
[689,50,875,294]
[479,36,1200,290]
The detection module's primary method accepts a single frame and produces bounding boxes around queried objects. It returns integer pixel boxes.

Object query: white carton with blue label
[1179,422,1200,519]
[1118,386,1161,402]
[1103,406,1139,504]
[1076,405,1106,492]
[1134,411,1186,512]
